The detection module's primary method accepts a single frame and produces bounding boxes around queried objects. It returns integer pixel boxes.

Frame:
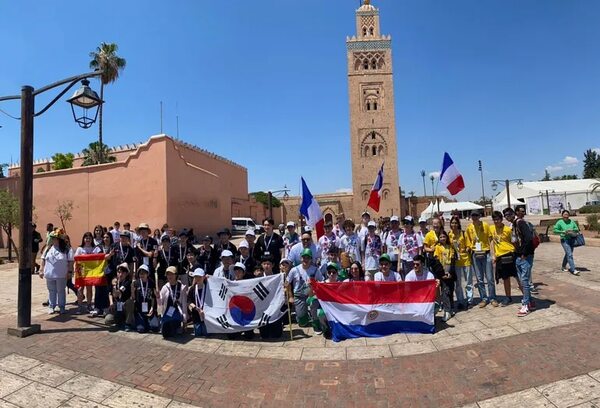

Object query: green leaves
[51,153,75,170]
[81,141,116,166]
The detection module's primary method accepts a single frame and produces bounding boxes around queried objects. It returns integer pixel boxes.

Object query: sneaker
[478,301,487,308]
[530,287,539,295]
[517,305,529,317]
[442,311,452,322]
[90,309,99,318]
[528,300,536,311]
[500,298,512,307]
[561,267,567,272]
[48,307,55,315]
[570,270,580,276]
[314,329,323,335]
[490,299,499,307]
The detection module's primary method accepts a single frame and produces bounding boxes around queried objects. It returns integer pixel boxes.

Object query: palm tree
[81,142,116,166]
[89,42,126,163]
[420,170,426,196]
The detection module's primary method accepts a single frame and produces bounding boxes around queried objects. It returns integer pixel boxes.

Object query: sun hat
[166,266,178,275]
[138,223,150,230]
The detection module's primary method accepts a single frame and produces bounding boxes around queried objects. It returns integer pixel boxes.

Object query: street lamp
[0,71,104,337]
[268,185,291,220]
[490,178,523,209]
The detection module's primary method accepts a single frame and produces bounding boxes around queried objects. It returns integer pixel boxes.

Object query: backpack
[528,222,540,250]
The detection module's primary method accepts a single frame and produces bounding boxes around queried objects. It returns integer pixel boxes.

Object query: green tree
[54,200,74,232]
[553,174,578,180]
[0,163,7,178]
[51,153,74,170]
[81,141,116,166]
[89,42,127,163]
[0,190,20,260]
[541,169,551,181]
[250,191,282,208]
[583,149,600,179]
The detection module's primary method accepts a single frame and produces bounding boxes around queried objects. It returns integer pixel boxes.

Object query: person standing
[553,210,580,275]
[283,221,300,258]
[74,232,97,314]
[254,218,285,271]
[215,228,237,257]
[383,216,403,273]
[236,241,256,279]
[317,222,339,264]
[113,231,136,278]
[333,213,346,239]
[362,221,382,281]
[448,216,473,309]
[91,232,114,318]
[135,223,158,281]
[466,211,498,308]
[213,250,235,279]
[197,235,218,276]
[110,221,122,243]
[433,231,456,321]
[356,212,371,243]
[154,236,178,288]
[339,220,361,269]
[32,223,43,274]
[287,249,317,328]
[503,206,535,317]
[489,211,520,306]
[39,229,73,314]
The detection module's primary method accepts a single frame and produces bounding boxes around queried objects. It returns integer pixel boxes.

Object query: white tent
[420,200,483,220]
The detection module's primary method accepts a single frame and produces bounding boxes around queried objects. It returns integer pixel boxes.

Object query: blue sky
[1,0,599,201]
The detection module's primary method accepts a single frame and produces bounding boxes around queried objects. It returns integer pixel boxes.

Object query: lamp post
[478,160,485,204]
[267,185,290,220]
[490,178,524,209]
[1,71,103,337]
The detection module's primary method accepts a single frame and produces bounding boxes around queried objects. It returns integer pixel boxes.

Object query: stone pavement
[0,242,598,407]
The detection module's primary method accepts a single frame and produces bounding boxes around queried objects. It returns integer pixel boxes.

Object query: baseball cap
[362,211,370,217]
[201,235,212,242]
[238,240,249,249]
[117,262,130,272]
[245,229,256,237]
[403,215,415,225]
[303,226,313,233]
[367,220,377,228]
[191,268,206,277]
[279,258,292,266]
[137,264,150,274]
[286,221,296,227]
[161,235,171,242]
[390,216,399,222]
[178,229,189,237]
[119,231,131,238]
[379,254,392,263]
[166,266,178,275]
[233,262,246,272]
[301,248,313,258]
[217,228,231,236]
[220,250,234,258]
[326,262,340,272]
[418,217,428,224]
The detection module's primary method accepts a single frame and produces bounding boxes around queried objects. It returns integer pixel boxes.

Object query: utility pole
[478,160,485,203]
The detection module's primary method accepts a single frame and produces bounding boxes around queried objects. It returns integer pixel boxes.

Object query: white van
[231,217,257,235]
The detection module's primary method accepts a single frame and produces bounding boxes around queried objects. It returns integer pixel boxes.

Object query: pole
[284,273,293,341]
[505,180,511,209]
[478,160,485,204]
[545,190,550,214]
[268,191,273,220]
[7,222,12,262]
[17,86,34,330]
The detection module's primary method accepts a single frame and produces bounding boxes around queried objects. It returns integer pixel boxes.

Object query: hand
[492,257,496,264]
[147,308,154,317]
[198,309,205,319]
[39,272,44,279]
[435,279,440,288]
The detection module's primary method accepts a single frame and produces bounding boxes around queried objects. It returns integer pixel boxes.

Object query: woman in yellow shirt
[448,216,472,309]
[466,210,498,308]
[433,231,456,321]
[489,211,521,306]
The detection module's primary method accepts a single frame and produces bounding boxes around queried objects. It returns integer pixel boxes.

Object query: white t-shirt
[43,246,74,279]
[318,234,338,261]
[213,264,233,280]
[384,229,402,262]
[398,232,423,262]
[404,269,435,282]
[288,242,320,266]
[374,271,402,282]
[74,246,95,256]
[340,234,361,264]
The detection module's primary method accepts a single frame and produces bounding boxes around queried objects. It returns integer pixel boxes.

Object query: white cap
[367,220,377,227]
[304,226,313,232]
[191,268,206,277]
[280,258,292,265]
[137,264,150,273]
[245,229,256,237]
[221,250,234,258]
[233,262,246,271]
[238,240,249,249]
[419,216,428,224]
[286,221,296,227]
[390,215,399,222]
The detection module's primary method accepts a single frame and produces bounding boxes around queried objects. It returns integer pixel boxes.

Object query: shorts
[495,253,517,283]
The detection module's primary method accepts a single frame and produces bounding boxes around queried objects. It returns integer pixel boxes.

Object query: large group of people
[34,205,579,341]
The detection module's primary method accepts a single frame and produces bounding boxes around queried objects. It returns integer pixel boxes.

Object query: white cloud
[545,165,563,172]
[335,188,352,194]
[593,147,600,155]
[429,171,441,179]
[560,156,579,166]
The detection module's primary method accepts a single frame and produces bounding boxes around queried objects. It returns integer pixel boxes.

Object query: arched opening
[383,190,389,200]
[362,190,369,201]
[378,145,384,155]
[363,60,369,70]
[369,27,374,35]
[371,59,377,69]
[364,146,370,157]
[366,102,371,111]
[373,101,378,110]
[362,27,367,36]
[372,146,377,156]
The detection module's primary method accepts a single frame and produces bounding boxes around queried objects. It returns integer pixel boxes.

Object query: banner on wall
[548,194,566,215]
[526,196,543,215]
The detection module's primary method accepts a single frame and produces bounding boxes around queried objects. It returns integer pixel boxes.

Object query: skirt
[495,253,517,283]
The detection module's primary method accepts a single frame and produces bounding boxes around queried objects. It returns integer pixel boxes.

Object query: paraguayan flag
[204,274,286,334]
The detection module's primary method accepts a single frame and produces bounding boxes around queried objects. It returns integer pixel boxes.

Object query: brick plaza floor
[0,242,599,407]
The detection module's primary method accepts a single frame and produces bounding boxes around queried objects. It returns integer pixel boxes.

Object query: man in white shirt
[213,250,235,280]
[356,211,371,243]
[288,231,320,266]
[374,254,402,282]
[110,221,121,243]
[404,255,436,282]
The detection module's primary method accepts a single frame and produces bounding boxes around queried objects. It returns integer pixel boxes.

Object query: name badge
[117,302,124,312]
[166,306,176,317]
[475,242,482,251]
[141,302,149,313]
[143,257,150,266]
[393,246,400,254]
[264,251,271,256]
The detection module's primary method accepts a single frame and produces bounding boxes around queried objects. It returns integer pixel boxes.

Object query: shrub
[579,205,600,214]
[587,214,600,234]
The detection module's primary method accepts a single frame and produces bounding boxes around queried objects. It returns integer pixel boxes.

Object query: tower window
[371,59,377,69]
[362,27,367,36]
[366,102,371,111]
[369,27,374,35]
[372,146,377,156]
[371,132,376,140]
[378,145,384,155]
[363,60,369,70]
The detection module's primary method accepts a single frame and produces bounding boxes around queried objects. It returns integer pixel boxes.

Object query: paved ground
[0,242,598,407]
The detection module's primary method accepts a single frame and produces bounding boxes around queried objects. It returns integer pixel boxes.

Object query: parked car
[231,217,258,235]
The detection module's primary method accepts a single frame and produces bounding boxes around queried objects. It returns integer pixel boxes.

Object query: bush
[587,214,600,234]
[579,205,600,214]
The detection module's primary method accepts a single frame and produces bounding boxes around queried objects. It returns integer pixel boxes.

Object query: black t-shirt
[186,283,206,324]
[176,244,197,275]
[112,243,136,265]
[155,246,179,281]
[112,278,132,303]
[253,233,284,271]
[236,254,257,279]
[197,246,219,275]
[135,238,159,270]
[215,241,238,257]
[165,282,183,310]
[32,231,42,253]
[132,279,157,314]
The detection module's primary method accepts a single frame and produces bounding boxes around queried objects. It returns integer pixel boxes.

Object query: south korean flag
[204,274,286,334]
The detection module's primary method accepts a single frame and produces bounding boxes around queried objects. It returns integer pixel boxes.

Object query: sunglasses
[302,238,310,241]
[414,262,422,267]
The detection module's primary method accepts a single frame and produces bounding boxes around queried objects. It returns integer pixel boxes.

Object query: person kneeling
[132,265,159,333]
[106,263,134,331]
[159,266,188,338]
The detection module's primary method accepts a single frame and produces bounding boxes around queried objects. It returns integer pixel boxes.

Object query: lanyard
[119,243,129,261]
[139,279,148,300]
[264,234,274,250]
[167,283,179,303]
[162,247,171,263]
[141,239,149,251]
[179,245,187,262]
[195,284,205,308]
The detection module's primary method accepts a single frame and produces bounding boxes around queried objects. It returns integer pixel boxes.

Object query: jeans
[46,278,67,311]
[472,253,496,302]
[294,294,309,326]
[560,239,576,272]
[454,265,473,305]
[515,255,533,306]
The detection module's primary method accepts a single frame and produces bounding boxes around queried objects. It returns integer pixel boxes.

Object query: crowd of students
[35,206,541,341]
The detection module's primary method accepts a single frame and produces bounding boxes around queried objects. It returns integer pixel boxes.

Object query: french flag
[311,280,436,342]
[367,163,384,212]
[440,152,465,196]
[300,177,325,239]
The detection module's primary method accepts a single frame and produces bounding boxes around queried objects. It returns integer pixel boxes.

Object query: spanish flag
[74,253,107,287]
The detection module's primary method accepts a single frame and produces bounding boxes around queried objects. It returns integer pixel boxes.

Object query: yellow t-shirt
[448,230,472,267]
[489,224,514,257]
[466,222,491,252]
[433,244,454,266]
[423,230,439,250]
